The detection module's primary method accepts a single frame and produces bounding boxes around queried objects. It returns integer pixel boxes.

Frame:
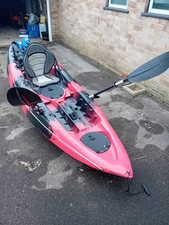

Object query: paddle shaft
[89,80,124,98]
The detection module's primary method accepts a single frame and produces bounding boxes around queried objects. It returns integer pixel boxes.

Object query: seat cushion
[32,74,60,87]
[29,53,46,77]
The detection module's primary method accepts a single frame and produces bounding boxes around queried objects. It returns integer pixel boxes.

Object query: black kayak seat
[23,43,60,87]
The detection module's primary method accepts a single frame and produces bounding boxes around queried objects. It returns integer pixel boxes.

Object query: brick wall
[52,0,169,105]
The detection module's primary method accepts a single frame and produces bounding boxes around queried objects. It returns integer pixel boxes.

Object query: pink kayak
[7,42,136,178]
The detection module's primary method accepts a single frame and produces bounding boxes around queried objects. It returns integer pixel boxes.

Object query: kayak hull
[7,43,133,178]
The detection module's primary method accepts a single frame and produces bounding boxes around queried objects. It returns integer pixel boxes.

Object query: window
[109,0,128,9]
[148,0,169,15]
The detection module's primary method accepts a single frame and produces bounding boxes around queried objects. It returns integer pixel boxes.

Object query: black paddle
[89,51,169,99]
[7,87,42,107]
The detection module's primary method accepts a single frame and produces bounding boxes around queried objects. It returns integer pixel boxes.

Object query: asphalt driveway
[0,42,169,225]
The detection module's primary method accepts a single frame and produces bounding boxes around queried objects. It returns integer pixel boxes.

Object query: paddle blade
[7,87,42,107]
[125,52,169,83]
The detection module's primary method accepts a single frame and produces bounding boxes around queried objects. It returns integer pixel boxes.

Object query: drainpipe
[46,0,52,42]
[25,0,32,14]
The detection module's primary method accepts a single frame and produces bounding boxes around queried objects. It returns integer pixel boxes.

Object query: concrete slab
[123,83,146,96]
[0,43,169,225]
[48,43,100,77]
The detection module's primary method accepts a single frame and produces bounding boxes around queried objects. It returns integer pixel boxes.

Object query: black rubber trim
[29,103,54,139]
[103,7,129,13]
[141,12,169,20]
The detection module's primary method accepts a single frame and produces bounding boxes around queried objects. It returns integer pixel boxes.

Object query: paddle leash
[125,177,151,196]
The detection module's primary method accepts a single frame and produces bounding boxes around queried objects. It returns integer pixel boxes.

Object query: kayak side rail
[59,69,75,84]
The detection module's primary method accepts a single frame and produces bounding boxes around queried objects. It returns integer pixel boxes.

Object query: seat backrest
[23,43,56,78]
